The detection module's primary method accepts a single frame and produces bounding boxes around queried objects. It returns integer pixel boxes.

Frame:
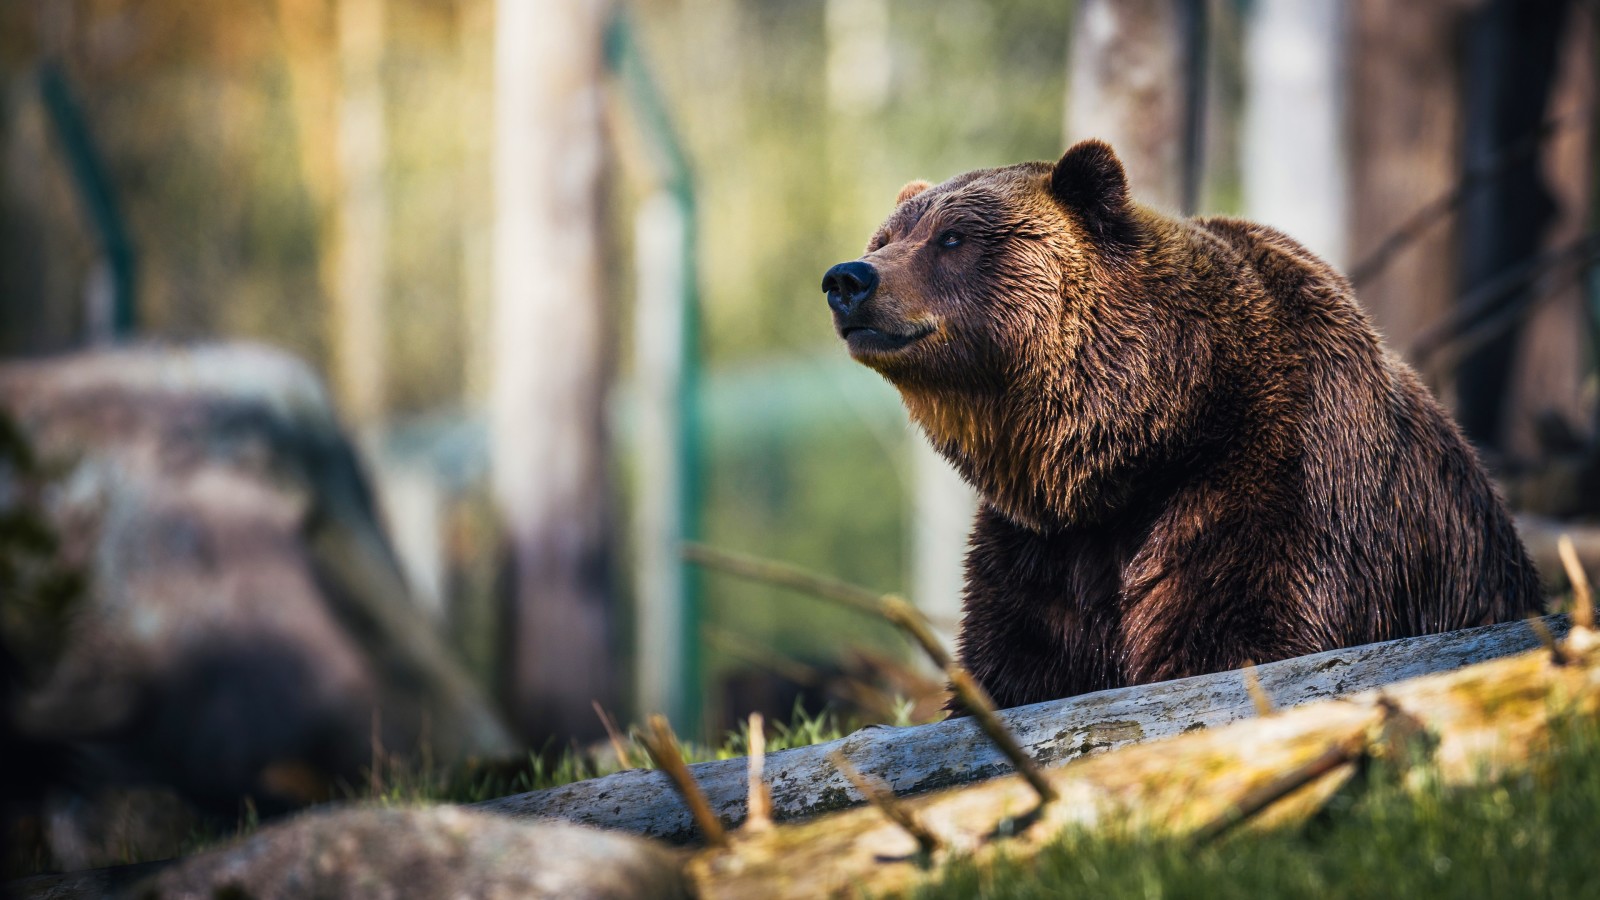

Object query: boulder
[0,344,514,854]
[133,807,689,900]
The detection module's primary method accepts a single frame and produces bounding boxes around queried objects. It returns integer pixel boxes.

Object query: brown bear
[821,140,1544,711]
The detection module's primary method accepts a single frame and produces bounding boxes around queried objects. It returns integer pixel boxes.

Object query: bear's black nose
[822,261,879,316]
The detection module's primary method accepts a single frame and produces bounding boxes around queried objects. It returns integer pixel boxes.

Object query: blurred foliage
[636,0,1073,362]
[0,0,1083,728]
[632,0,1074,711]
[0,413,84,684]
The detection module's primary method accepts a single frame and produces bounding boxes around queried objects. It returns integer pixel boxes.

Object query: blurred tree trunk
[1066,0,1206,213]
[273,0,389,426]
[331,0,388,427]
[1349,0,1592,464]
[1455,0,1575,454]
[1242,0,1347,267]
[1490,0,1593,460]
[457,0,495,409]
[1346,0,1471,357]
[491,0,616,743]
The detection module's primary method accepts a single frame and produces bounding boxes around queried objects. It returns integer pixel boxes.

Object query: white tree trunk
[492,0,615,741]
[1066,0,1193,212]
[1242,0,1347,267]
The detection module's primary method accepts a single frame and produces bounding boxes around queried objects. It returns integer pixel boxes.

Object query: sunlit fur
[835,140,1544,711]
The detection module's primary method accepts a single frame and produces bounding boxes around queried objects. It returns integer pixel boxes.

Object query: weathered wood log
[480,616,1568,840]
[688,626,1600,898]
[17,619,1588,900]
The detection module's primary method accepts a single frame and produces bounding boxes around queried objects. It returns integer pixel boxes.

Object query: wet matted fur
[825,140,1543,710]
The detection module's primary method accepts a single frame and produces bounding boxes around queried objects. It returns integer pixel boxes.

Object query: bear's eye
[937,230,964,249]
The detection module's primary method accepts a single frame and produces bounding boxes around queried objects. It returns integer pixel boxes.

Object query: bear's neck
[899,383,1170,533]
[898,247,1284,532]
[905,372,1283,534]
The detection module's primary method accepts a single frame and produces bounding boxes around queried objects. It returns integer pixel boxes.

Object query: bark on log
[689,625,1600,898]
[491,0,617,743]
[479,616,1567,841]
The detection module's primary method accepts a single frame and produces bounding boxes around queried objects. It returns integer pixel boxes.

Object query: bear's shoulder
[1189,215,1350,296]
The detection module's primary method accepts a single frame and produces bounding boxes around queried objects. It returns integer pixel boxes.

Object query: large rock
[0,344,513,841]
[9,808,688,900]
[135,807,689,900]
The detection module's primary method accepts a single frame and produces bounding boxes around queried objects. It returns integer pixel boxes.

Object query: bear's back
[1184,214,1544,645]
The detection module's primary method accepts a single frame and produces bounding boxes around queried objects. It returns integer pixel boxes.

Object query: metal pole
[607,12,705,735]
[38,62,136,340]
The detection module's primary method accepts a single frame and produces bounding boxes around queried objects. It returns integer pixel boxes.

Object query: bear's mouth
[841,323,934,354]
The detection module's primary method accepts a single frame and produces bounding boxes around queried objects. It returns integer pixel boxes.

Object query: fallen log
[688,625,1600,898]
[16,618,1588,899]
[480,615,1568,840]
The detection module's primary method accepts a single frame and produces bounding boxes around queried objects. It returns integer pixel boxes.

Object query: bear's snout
[822,260,879,317]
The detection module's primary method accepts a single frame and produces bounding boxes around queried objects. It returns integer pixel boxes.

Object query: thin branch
[1409,233,1600,370]
[1558,534,1595,631]
[1528,614,1570,666]
[829,750,941,857]
[1349,115,1576,288]
[640,714,727,847]
[688,543,1054,805]
[946,666,1057,804]
[746,712,773,832]
[1192,730,1367,844]
[592,701,635,770]
[684,543,952,668]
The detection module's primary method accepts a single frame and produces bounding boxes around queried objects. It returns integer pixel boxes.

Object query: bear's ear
[896,180,932,205]
[1049,140,1139,251]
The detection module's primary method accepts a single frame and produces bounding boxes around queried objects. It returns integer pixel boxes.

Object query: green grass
[913,717,1600,900]
[354,700,868,807]
[162,701,872,866]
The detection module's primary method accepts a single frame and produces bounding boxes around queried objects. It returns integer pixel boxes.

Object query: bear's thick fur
[822,140,1543,710]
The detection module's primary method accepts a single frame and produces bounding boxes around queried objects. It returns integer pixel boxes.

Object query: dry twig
[1242,661,1274,716]
[688,542,1054,805]
[1558,534,1595,630]
[684,543,952,668]
[746,712,773,832]
[641,714,728,847]
[1192,729,1368,845]
[828,751,941,857]
[946,666,1057,804]
[593,701,635,770]
[1528,615,1569,666]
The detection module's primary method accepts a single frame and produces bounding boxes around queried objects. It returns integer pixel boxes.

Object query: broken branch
[746,713,773,833]
[828,751,941,858]
[640,715,727,848]
[946,666,1057,804]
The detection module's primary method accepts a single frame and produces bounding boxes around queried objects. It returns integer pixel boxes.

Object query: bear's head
[822,140,1215,529]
